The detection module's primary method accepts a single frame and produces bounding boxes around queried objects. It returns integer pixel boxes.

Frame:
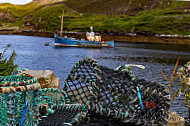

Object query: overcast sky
[0,0,33,4]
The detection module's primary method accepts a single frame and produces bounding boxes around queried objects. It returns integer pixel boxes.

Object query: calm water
[0,35,190,117]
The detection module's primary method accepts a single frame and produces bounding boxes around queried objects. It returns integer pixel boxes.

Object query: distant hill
[64,0,169,15]
[32,0,65,5]
[0,0,190,35]
[63,0,190,15]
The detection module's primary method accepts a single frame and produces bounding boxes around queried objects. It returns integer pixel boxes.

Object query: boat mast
[60,9,64,36]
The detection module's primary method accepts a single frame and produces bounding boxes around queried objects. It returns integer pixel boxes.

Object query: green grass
[0,0,190,35]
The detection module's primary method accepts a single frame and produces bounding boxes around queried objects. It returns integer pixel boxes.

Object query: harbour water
[0,35,190,118]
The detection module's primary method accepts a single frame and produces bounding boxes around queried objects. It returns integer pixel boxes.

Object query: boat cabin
[86,27,101,42]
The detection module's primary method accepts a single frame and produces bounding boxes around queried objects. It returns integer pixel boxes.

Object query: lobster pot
[38,104,88,126]
[65,58,171,126]
[37,89,89,126]
[0,93,8,125]
[0,74,40,126]
[36,88,70,108]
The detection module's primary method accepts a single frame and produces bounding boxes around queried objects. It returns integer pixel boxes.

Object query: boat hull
[54,34,114,48]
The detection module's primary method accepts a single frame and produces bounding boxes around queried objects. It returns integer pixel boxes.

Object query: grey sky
[0,0,33,4]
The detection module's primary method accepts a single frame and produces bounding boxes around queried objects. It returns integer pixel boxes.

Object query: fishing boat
[54,29,114,47]
[54,10,114,48]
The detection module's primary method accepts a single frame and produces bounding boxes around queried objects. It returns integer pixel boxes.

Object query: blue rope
[20,100,28,126]
[136,87,143,110]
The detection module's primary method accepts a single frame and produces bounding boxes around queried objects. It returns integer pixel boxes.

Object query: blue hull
[54,33,114,48]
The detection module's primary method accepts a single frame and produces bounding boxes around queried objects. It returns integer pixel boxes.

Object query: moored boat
[54,10,114,48]
[54,31,114,48]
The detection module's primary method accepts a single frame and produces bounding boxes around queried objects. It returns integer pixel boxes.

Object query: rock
[167,111,185,126]
[0,13,14,22]
[21,70,59,88]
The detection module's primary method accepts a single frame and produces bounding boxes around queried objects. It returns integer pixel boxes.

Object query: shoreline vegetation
[0,29,190,45]
[0,1,190,46]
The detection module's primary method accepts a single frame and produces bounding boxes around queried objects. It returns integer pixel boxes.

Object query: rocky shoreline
[0,29,190,45]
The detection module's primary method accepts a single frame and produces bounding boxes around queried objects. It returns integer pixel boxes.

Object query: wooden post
[60,9,64,36]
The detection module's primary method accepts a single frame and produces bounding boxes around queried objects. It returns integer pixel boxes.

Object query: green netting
[23,91,35,126]
[37,88,69,107]
[37,89,89,125]
[0,74,36,87]
[38,104,88,126]
[14,92,25,125]
[0,94,7,125]
[0,74,69,126]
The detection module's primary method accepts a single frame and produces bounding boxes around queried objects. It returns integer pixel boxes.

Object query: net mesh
[0,74,70,126]
[64,58,171,125]
[0,58,171,126]
[38,104,88,126]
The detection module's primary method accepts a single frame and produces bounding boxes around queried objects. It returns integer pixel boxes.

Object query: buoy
[45,43,49,46]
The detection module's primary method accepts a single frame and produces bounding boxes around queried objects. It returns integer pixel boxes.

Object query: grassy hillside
[0,0,190,35]
[63,0,173,15]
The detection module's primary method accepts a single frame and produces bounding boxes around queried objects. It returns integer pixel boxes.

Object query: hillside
[63,0,172,15]
[32,0,64,5]
[0,0,190,35]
